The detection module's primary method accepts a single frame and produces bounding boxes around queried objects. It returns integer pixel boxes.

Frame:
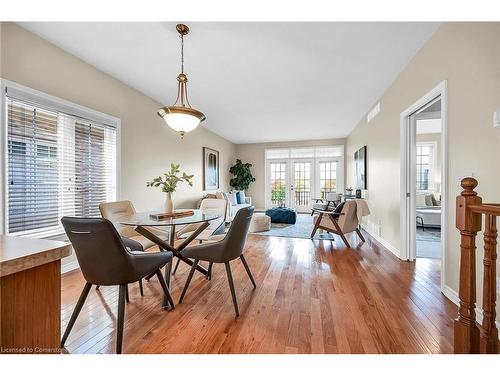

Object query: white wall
[346,23,500,306]
[0,22,237,269]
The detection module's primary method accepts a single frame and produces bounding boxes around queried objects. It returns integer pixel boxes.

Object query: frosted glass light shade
[157,106,206,136]
[164,112,200,132]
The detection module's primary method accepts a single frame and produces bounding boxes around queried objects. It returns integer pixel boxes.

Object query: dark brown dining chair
[61,217,175,354]
[178,206,256,317]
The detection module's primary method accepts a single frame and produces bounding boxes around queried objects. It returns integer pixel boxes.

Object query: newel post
[454,177,482,353]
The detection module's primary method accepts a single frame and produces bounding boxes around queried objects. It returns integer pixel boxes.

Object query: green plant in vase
[147,163,194,213]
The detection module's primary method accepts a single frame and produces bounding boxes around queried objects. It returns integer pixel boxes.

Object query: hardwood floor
[60,231,457,354]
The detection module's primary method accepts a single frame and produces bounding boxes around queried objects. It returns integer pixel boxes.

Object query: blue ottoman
[265,207,297,224]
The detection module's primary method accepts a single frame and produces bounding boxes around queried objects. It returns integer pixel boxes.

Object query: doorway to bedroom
[414,99,442,259]
[401,81,447,278]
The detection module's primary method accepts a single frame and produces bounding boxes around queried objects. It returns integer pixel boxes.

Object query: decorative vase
[165,192,174,213]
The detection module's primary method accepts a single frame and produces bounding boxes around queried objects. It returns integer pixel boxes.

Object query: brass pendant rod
[180,33,184,74]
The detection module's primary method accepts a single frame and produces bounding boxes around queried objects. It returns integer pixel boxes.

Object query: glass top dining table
[119,209,222,308]
[119,210,221,227]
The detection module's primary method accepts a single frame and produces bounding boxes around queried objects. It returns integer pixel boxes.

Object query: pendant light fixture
[157,24,206,137]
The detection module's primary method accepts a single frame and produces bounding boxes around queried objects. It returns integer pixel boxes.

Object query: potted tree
[229,159,255,192]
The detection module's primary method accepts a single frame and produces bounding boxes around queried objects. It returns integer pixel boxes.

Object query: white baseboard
[361,224,401,259]
[61,259,79,274]
[442,284,500,340]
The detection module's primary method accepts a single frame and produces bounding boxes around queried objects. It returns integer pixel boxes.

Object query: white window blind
[265,148,290,159]
[290,147,315,158]
[266,146,343,160]
[6,98,117,237]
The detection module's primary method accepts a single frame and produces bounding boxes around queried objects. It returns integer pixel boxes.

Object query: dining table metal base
[134,222,210,307]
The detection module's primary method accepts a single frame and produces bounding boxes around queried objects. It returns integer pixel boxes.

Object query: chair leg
[339,232,351,248]
[356,228,366,242]
[179,260,199,303]
[327,214,351,248]
[61,282,92,347]
[224,262,240,317]
[310,212,323,238]
[125,284,129,303]
[156,270,175,309]
[240,255,256,288]
[138,279,144,296]
[172,258,181,275]
[116,284,127,354]
[206,262,213,280]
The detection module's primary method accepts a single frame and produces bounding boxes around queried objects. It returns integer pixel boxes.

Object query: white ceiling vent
[494,110,500,128]
[367,102,380,123]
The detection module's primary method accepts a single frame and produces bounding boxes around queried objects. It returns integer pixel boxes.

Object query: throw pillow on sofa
[236,191,246,204]
[227,191,238,206]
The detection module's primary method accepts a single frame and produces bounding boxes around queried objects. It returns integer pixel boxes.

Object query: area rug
[416,227,441,242]
[416,227,441,258]
[252,213,334,240]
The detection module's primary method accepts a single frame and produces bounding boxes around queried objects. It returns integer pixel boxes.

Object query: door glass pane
[319,161,337,199]
[270,162,286,206]
[294,162,311,207]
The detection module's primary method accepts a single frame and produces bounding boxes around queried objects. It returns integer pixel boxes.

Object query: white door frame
[400,80,448,292]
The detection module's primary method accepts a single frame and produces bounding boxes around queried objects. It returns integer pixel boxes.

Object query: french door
[316,159,339,200]
[291,159,313,212]
[268,160,289,207]
[266,158,342,213]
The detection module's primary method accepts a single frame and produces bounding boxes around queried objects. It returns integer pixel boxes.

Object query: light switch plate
[494,110,500,128]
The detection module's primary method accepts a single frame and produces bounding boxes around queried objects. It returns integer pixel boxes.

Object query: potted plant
[147,163,194,213]
[229,159,255,191]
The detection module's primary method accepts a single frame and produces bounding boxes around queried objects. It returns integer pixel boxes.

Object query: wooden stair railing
[455,177,499,353]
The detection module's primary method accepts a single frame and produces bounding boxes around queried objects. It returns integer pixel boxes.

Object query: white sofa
[416,192,441,228]
[219,192,252,222]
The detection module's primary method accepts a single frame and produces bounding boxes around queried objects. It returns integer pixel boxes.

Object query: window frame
[0,79,121,237]
[415,141,436,192]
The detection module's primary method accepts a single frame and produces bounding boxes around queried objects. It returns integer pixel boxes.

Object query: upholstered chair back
[99,200,137,238]
[200,198,227,235]
[337,201,359,234]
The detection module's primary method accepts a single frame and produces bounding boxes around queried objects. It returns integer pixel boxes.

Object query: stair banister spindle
[480,214,498,353]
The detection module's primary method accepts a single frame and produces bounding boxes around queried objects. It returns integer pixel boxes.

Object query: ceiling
[18,22,440,144]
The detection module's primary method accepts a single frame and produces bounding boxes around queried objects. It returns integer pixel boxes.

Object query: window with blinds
[6,98,117,237]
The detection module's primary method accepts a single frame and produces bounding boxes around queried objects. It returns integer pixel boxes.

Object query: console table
[0,235,71,353]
